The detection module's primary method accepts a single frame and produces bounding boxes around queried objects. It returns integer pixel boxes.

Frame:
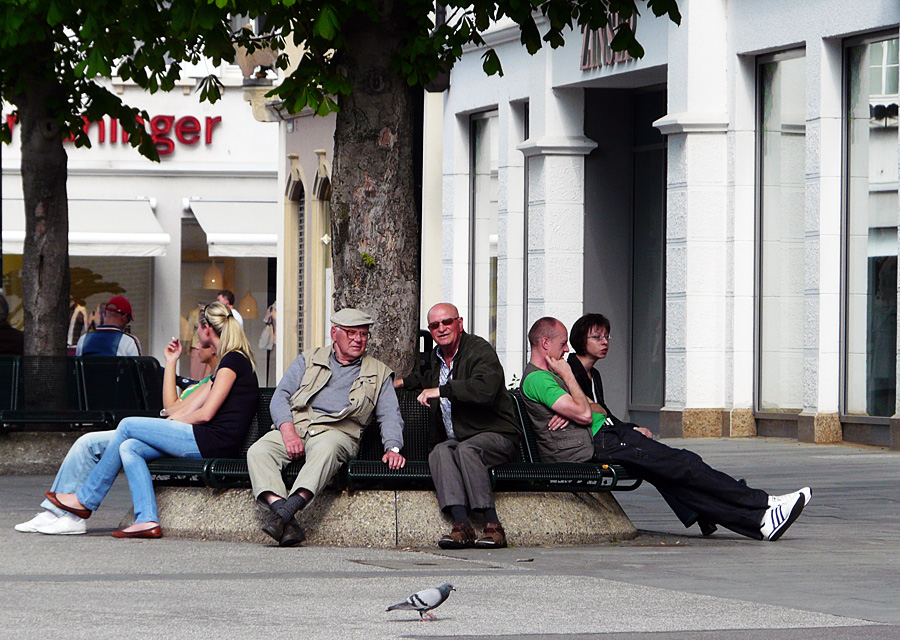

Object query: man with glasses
[521,316,811,542]
[396,303,520,549]
[247,308,405,546]
[76,295,141,356]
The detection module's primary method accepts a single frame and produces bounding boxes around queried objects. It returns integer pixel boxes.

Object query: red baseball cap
[105,296,133,321]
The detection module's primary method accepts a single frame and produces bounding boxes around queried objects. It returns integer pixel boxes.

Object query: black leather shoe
[280,521,305,547]
[698,518,718,537]
[262,512,285,543]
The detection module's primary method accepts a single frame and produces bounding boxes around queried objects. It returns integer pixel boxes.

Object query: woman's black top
[192,351,259,457]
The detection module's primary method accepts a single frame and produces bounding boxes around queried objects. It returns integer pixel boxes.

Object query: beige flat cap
[331,308,375,327]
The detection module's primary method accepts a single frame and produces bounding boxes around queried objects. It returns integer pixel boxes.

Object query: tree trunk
[10,63,70,357]
[330,13,420,375]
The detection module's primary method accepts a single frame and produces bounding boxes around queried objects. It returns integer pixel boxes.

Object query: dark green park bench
[346,388,642,493]
[490,390,643,492]
[0,356,163,431]
[148,388,280,487]
[148,386,643,494]
[149,387,426,490]
[345,388,434,490]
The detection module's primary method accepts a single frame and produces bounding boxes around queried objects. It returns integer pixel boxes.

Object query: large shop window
[845,35,899,418]
[757,51,806,412]
[470,111,499,346]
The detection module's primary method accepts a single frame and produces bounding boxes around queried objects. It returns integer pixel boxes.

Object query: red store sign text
[5,114,222,157]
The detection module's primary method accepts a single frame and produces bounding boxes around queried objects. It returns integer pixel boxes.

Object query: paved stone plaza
[2,437,898,639]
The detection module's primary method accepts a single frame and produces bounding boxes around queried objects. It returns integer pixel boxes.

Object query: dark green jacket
[404,331,520,449]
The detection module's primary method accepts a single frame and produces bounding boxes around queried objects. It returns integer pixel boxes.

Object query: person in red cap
[75,295,141,357]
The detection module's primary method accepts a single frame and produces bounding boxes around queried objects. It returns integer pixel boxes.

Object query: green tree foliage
[0,0,255,153]
[1,0,680,160]
[243,0,680,117]
[0,0,679,359]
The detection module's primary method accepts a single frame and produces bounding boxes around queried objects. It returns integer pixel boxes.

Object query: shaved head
[426,302,464,358]
[528,317,564,346]
[428,303,460,323]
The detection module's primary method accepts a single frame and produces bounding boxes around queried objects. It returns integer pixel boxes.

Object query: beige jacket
[288,346,393,441]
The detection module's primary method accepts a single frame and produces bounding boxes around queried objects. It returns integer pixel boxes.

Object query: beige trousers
[247,428,359,499]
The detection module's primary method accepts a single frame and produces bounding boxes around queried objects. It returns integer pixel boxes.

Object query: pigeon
[386,582,455,621]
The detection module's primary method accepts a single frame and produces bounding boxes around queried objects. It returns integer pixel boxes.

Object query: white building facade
[2,69,280,382]
[440,1,900,448]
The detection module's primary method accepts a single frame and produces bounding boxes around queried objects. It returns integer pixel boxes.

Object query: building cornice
[517,134,597,157]
[462,15,549,53]
[653,112,729,135]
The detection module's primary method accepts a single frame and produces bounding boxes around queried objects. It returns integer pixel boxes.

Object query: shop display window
[757,51,807,412]
[844,35,899,418]
[2,255,152,353]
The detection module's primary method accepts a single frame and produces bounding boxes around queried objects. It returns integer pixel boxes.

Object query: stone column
[441,112,473,314]
[798,41,843,444]
[496,104,528,381]
[518,88,596,333]
[655,0,731,438]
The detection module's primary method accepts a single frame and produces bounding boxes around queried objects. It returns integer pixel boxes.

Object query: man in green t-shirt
[520,317,810,542]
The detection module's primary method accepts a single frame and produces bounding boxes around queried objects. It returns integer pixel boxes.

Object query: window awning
[188,199,279,258]
[1,198,170,257]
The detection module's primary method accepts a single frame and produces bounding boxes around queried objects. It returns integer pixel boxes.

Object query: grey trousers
[247,428,359,500]
[428,431,517,513]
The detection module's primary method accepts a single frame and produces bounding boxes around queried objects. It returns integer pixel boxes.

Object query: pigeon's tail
[386,602,416,612]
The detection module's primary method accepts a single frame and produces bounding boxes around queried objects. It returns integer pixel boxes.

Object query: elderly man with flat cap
[247,308,406,546]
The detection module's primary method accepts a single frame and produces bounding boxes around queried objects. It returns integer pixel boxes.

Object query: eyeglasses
[588,334,611,343]
[339,327,369,341]
[428,317,459,331]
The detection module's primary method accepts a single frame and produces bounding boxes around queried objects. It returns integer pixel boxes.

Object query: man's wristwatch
[386,446,401,454]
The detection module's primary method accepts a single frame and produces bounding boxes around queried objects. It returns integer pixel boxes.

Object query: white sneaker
[14,511,60,533]
[769,487,812,508]
[760,493,805,541]
[35,512,87,535]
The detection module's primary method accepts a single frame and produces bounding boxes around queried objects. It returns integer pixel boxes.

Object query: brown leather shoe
[438,522,476,549]
[45,491,92,519]
[112,525,162,539]
[475,522,507,548]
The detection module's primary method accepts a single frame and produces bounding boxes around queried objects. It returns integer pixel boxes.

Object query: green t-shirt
[180,374,212,400]
[521,369,606,435]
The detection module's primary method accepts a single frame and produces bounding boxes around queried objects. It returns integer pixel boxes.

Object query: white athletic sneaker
[768,486,812,508]
[35,512,87,535]
[14,511,59,533]
[760,493,805,541]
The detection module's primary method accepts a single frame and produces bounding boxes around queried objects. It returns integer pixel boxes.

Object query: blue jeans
[42,432,107,515]
[76,417,201,524]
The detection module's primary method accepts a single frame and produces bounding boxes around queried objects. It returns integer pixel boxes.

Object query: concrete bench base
[156,487,638,547]
[0,431,89,475]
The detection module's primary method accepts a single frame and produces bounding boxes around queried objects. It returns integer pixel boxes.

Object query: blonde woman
[16,323,216,536]
[45,302,259,538]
